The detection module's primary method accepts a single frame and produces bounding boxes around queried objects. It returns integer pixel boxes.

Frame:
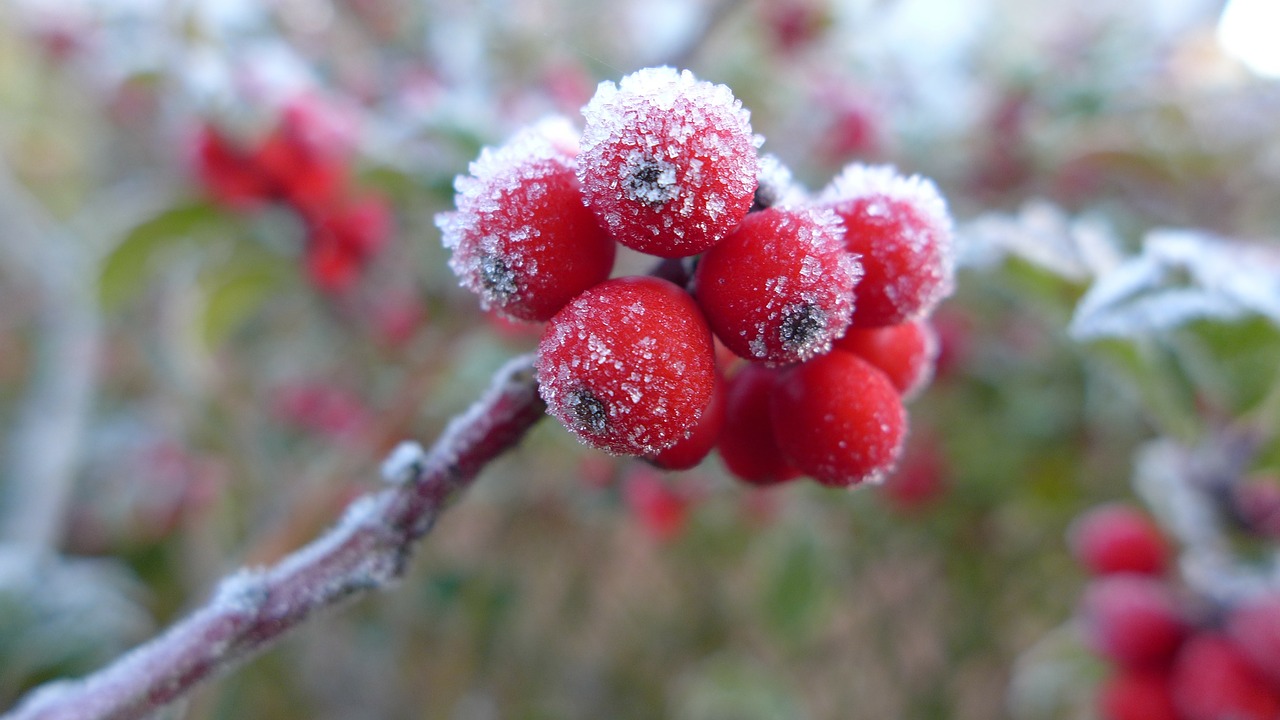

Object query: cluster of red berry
[1070,503,1280,720]
[192,97,392,293]
[437,67,953,488]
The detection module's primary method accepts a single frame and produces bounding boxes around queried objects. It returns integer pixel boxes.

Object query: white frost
[380,440,427,485]
[1071,228,1280,341]
[959,199,1122,279]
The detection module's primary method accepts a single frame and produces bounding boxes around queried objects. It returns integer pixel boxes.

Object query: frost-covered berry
[833,320,938,399]
[1170,634,1280,720]
[770,351,907,487]
[624,466,692,542]
[717,363,801,486]
[578,67,759,258]
[1081,574,1187,670]
[438,117,616,322]
[694,205,860,365]
[537,276,716,456]
[1068,503,1171,578]
[818,164,954,327]
[647,368,726,471]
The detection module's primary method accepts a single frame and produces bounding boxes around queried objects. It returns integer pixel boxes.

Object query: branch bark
[3,354,545,720]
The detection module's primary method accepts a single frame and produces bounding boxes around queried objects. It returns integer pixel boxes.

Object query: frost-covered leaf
[1071,229,1280,341]
[959,199,1122,280]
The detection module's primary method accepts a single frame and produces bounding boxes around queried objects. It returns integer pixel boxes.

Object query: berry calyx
[694,205,860,365]
[537,276,716,456]
[438,118,616,322]
[577,67,759,258]
[818,163,954,327]
[770,351,907,487]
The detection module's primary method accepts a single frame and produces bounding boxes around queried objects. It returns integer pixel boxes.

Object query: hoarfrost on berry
[819,163,956,327]
[437,116,615,322]
[577,67,760,258]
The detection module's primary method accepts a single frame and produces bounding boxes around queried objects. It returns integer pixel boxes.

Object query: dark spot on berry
[567,389,608,434]
[479,253,517,300]
[622,151,679,207]
[778,302,827,352]
[635,163,661,185]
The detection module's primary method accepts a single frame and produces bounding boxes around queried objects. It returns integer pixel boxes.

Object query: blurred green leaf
[760,533,825,644]
[1087,337,1199,442]
[1179,317,1280,417]
[198,261,286,350]
[99,201,223,310]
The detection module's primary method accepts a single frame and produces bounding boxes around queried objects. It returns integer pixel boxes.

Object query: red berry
[252,98,354,213]
[438,118,617,322]
[647,368,726,471]
[770,351,907,487]
[254,125,348,214]
[624,466,692,542]
[716,364,801,486]
[537,276,716,456]
[577,67,758,258]
[1081,574,1187,670]
[1171,633,1280,720]
[694,205,860,365]
[305,239,363,292]
[879,432,947,513]
[1226,593,1280,686]
[192,125,273,209]
[1068,503,1171,577]
[833,320,939,399]
[1098,671,1178,720]
[818,164,954,327]
[271,382,371,441]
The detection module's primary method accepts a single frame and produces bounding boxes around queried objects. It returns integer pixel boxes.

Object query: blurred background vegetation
[1,0,1279,718]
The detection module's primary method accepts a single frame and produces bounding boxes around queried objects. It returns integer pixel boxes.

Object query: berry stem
[4,354,545,720]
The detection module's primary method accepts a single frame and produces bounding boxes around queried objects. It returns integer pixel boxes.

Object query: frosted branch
[2,354,545,720]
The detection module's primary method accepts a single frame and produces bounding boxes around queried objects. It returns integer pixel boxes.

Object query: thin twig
[3,354,545,720]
